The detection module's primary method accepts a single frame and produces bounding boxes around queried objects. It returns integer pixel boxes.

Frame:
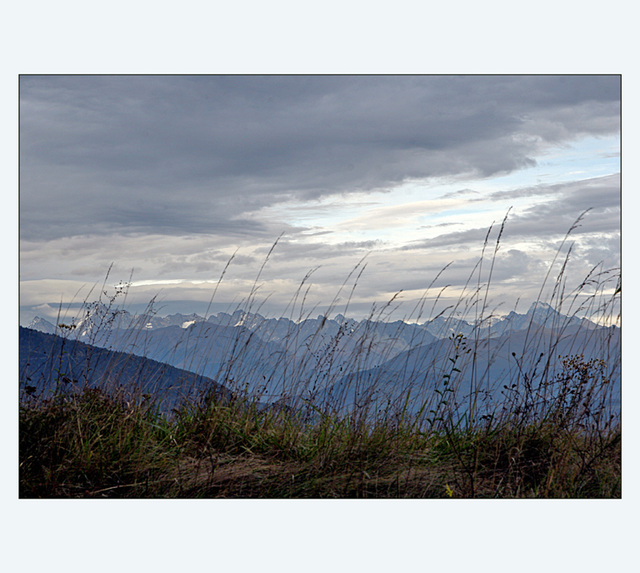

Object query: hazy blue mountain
[420,315,475,338]
[317,320,620,419]
[478,302,601,339]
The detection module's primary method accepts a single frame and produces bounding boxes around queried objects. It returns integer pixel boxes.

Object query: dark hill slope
[19,327,231,409]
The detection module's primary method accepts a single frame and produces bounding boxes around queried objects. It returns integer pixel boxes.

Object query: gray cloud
[20,75,620,243]
[19,76,621,323]
[407,174,620,251]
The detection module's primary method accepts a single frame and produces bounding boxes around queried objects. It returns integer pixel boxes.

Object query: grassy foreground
[19,374,620,498]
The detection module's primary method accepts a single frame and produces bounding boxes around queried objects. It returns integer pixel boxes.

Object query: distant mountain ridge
[27,300,601,342]
[24,302,617,410]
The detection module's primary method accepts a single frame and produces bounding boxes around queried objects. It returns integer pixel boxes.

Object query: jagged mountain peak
[27,316,56,334]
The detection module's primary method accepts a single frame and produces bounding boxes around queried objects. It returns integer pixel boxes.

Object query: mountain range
[23,302,620,417]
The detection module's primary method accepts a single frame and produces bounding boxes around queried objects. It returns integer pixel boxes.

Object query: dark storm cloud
[20,75,620,242]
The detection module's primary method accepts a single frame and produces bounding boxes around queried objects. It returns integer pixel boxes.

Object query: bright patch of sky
[259,134,619,248]
[504,135,619,185]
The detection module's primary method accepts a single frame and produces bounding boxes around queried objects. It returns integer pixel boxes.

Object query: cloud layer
[19,75,620,323]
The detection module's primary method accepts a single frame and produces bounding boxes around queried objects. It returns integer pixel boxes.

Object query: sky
[19,75,621,325]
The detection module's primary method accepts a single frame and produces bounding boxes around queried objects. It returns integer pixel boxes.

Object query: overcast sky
[19,75,620,324]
